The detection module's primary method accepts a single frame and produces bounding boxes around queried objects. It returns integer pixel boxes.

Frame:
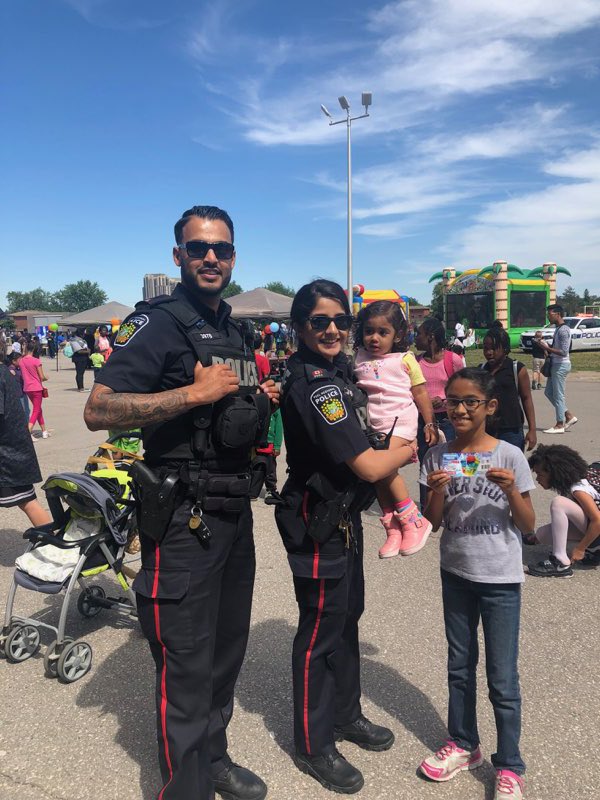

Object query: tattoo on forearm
[84,385,191,430]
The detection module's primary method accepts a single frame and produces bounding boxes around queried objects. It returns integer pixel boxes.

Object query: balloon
[353,284,365,297]
[269,322,279,334]
[49,323,59,332]
[112,324,119,333]
[264,325,272,335]
[110,318,120,327]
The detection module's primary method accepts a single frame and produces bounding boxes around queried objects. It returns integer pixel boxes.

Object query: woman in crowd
[527,445,600,577]
[275,279,414,795]
[414,318,463,508]
[20,342,49,440]
[481,326,536,452]
[69,328,91,392]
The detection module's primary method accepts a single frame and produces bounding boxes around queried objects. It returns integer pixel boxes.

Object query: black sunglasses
[180,240,235,260]
[308,314,354,332]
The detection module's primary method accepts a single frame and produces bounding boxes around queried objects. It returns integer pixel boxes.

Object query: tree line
[6,281,108,314]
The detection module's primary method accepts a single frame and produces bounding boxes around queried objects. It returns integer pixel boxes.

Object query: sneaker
[543,426,565,434]
[495,769,524,799]
[564,416,578,430]
[378,511,403,558]
[42,431,50,439]
[528,553,573,578]
[294,748,364,794]
[419,740,483,782]
[396,502,432,556]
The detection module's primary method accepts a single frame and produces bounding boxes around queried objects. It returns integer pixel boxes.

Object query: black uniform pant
[264,454,278,492]
[291,523,365,757]
[134,497,255,800]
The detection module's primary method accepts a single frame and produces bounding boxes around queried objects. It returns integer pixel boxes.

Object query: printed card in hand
[442,452,493,478]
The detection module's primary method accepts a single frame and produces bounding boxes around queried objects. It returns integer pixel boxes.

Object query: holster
[304,473,355,544]
[180,463,251,512]
[130,461,180,543]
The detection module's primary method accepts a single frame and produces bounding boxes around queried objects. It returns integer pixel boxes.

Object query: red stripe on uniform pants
[302,491,321,579]
[302,577,326,755]
[152,543,174,800]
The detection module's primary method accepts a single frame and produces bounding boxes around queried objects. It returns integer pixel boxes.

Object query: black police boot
[334,714,395,752]
[294,747,364,794]
[213,763,267,800]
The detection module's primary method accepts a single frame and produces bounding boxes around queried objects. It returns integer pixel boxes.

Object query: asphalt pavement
[0,359,599,800]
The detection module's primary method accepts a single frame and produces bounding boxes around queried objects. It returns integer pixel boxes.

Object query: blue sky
[2,0,600,308]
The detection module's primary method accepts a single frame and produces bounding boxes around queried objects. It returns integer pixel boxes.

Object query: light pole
[321,92,372,305]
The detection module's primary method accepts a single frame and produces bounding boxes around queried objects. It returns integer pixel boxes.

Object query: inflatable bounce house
[429,261,571,347]
[351,285,410,319]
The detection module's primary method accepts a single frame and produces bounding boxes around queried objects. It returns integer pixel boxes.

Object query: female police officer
[276,280,415,794]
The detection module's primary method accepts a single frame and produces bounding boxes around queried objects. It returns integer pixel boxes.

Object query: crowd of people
[0,206,598,800]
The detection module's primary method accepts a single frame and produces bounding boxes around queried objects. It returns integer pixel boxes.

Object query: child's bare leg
[18,499,51,527]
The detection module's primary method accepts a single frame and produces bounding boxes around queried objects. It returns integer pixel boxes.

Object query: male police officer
[84,206,276,800]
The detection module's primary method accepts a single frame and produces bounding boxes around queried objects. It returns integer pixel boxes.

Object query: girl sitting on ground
[353,301,438,558]
[527,445,600,577]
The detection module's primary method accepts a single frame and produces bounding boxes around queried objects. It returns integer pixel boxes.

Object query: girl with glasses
[353,301,438,558]
[418,368,535,800]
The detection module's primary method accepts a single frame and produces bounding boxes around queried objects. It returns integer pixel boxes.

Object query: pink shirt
[354,349,423,440]
[20,355,43,393]
[416,352,463,411]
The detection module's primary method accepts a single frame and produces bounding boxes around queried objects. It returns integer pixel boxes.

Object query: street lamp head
[338,95,350,111]
[320,104,332,118]
[361,92,372,110]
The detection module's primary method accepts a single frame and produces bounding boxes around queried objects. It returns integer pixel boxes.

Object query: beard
[181,267,232,298]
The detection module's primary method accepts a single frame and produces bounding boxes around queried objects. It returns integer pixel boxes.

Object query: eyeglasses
[308,314,354,332]
[179,240,235,260]
[446,397,488,411]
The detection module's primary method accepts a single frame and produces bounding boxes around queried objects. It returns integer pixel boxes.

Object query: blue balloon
[270,322,280,334]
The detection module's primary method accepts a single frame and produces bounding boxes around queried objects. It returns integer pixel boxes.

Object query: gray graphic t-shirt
[420,440,535,584]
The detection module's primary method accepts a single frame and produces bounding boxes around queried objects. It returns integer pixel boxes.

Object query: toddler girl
[527,444,600,576]
[420,368,535,800]
[354,301,437,558]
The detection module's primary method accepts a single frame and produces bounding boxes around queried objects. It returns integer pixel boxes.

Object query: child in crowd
[481,326,536,452]
[530,331,546,389]
[6,351,29,417]
[90,347,105,378]
[419,368,535,800]
[20,342,49,440]
[354,301,438,558]
[451,342,466,367]
[526,445,600,576]
[260,408,283,506]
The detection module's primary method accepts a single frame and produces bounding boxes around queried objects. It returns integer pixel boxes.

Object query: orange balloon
[110,317,120,327]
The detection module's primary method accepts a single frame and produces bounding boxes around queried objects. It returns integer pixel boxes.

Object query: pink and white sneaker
[495,770,524,799]
[419,740,483,782]
[378,510,403,559]
[395,501,432,556]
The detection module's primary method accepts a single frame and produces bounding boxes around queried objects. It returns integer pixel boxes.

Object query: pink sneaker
[495,770,524,799]
[395,501,432,556]
[378,510,403,559]
[419,740,483,782]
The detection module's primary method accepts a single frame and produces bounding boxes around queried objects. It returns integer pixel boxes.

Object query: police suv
[521,316,600,352]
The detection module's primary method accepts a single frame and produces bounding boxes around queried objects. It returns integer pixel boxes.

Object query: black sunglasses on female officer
[179,240,235,260]
[307,314,354,332]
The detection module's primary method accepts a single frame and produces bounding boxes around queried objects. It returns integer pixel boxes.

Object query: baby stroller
[0,471,138,683]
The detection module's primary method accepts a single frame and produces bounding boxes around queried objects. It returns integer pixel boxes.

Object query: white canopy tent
[59,301,135,327]
[226,288,292,319]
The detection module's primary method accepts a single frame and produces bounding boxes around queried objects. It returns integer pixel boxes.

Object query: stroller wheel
[44,638,73,678]
[77,585,106,618]
[5,624,41,663]
[57,640,93,683]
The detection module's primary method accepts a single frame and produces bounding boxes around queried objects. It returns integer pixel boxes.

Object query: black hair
[253,333,263,351]
[75,328,85,337]
[174,205,234,244]
[451,343,465,356]
[446,367,496,400]
[528,444,588,496]
[354,300,407,352]
[547,303,564,315]
[417,317,446,350]
[491,319,504,329]
[27,341,42,358]
[290,279,350,325]
[6,351,20,365]
[483,325,511,355]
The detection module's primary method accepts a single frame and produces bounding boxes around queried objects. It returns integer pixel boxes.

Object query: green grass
[464,347,600,372]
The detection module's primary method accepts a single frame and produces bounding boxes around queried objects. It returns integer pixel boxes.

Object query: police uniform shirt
[282,345,370,486]
[96,284,245,465]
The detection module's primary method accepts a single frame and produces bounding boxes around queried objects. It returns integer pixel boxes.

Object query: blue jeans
[497,428,525,452]
[441,569,525,775]
[544,361,571,424]
[418,413,456,509]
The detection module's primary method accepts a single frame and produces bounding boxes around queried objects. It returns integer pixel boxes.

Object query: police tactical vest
[135,286,267,470]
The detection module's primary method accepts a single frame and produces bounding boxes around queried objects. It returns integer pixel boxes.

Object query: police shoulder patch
[310,384,348,425]
[114,314,149,347]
